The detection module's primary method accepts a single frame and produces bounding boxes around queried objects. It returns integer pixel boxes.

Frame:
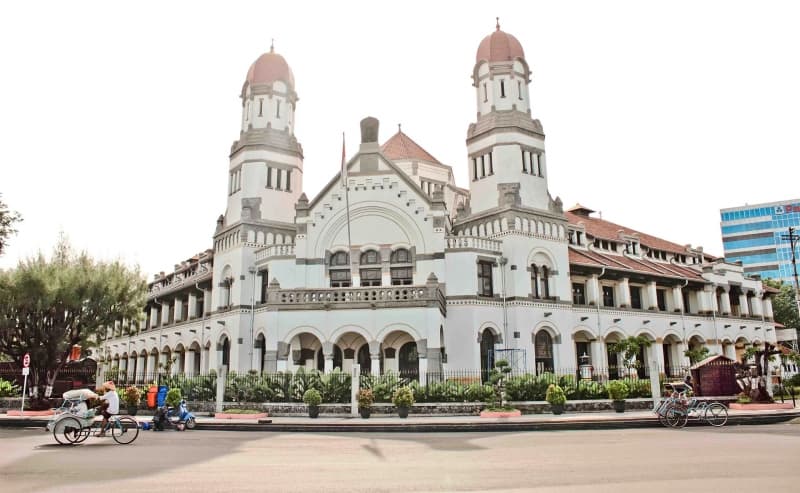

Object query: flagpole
[342,132,353,258]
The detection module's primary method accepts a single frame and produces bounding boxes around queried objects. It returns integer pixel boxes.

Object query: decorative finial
[270,38,274,53]
[496,17,500,31]
[398,123,402,133]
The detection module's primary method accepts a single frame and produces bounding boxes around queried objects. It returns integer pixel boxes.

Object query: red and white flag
[340,132,347,187]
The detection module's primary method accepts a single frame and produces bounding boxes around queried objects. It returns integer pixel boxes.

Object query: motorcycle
[168,399,196,430]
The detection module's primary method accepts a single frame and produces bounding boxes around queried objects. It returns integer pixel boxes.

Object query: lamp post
[499,257,509,352]
[780,226,800,317]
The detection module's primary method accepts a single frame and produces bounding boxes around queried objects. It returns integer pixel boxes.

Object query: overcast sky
[2,1,799,277]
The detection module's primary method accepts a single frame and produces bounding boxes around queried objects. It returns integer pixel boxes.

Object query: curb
[3,412,797,433]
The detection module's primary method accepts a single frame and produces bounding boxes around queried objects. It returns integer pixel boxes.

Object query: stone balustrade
[445,235,502,253]
[255,244,296,261]
[267,284,446,316]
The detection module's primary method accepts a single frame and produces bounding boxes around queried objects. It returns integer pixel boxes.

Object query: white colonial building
[99,26,778,383]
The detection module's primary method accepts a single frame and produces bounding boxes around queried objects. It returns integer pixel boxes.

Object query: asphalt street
[1,424,799,492]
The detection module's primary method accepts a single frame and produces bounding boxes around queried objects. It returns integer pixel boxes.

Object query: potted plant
[357,388,374,419]
[392,386,415,418]
[607,380,629,413]
[545,384,566,415]
[303,388,322,418]
[123,386,141,416]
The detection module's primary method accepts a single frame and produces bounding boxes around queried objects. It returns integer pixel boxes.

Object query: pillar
[720,288,732,315]
[174,298,182,322]
[322,342,334,373]
[764,297,774,320]
[188,292,198,318]
[617,278,631,308]
[369,340,381,375]
[672,285,684,313]
[646,281,658,310]
[587,274,600,305]
[186,350,197,376]
[416,339,428,386]
[739,293,750,317]
[276,341,289,372]
[652,341,665,374]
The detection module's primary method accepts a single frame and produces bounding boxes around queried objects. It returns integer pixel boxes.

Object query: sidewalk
[3,407,798,433]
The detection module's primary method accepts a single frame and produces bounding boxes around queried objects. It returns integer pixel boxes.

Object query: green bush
[607,380,630,401]
[545,384,567,405]
[464,382,494,402]
[165,388,182,408]
[392,386,415,407]
[356,388,374,408]
[303,388,322,406]
[0,378,20,398]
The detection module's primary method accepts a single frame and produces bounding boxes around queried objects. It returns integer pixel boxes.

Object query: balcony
[266,282,446,316]
[255,244,296,261]
[445,236,502,253]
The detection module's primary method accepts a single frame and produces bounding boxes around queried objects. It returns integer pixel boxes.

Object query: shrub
[607,380,629,401]
[0,378,20,398]
[545,384,567,405]
[303,388,322,406]
[357,388,374,408]
[122,386,141,406]
[465,382,494,402]
[392,386,415,407]
[165,388,182,408]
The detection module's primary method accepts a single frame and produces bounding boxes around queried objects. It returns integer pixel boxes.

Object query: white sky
[2,1,799,278]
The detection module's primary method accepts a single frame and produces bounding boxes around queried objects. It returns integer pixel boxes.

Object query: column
[751,294,763,318]
[174,298,182,322]
[617,278,631,308]
[369,340,381,375]
[763,297,774,320]
[186,350,197,376]
[591,336,607,373]
[416,339,428,386]
[652,340,665,374]
[739,292,750,317]
[587,274,600,305]
[188,292,198,319]
[150,306,159,327]
[720,288,732,315]
[646,281,658,310]
[322,342,334,373]
[672,285,684,313]
[276,341,289,372]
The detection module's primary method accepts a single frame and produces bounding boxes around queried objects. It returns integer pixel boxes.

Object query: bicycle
[655,391,728,428]
[48,398,140,445]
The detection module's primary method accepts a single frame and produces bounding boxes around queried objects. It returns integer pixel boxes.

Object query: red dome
[476,23,525,63]
[245,49,295,87]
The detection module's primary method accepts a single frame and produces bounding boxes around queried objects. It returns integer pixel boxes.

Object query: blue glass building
[720,199,800,282]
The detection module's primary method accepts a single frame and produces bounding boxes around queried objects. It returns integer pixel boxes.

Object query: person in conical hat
[96,381,119,437]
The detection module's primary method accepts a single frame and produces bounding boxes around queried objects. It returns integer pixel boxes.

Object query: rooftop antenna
[496,17,500,31]
[270,38,274,52]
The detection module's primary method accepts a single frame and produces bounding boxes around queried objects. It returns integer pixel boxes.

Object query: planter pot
[397,406,410,418]
[126,406,138,416]
[359,407,371,419]
[308,405,319,419]
[550,403,564,415]
[612,400,626,413]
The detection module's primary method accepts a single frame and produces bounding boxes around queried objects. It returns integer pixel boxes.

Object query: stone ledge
[729,402,794,411]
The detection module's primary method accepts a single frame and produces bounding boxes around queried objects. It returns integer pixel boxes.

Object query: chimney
[360,116,380,153]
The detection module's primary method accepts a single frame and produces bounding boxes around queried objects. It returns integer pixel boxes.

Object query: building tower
[211,45,303,348]
[466,20,553,214]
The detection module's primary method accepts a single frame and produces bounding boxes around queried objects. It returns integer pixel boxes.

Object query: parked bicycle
[654,389,728,428]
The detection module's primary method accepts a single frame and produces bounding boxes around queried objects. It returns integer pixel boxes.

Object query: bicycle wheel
[666,407,688,428]
[112,417,140,445]
[704,402,728,427]
[53,417,83,445]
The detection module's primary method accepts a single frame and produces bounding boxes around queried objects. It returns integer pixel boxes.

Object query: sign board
[22,353,30,368]
[22,367,29,376]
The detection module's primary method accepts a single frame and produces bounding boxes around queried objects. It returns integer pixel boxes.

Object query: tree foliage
[0,238,146,404]
[763,278,800,331]
[0,193,22,255]
[609,335,652,369]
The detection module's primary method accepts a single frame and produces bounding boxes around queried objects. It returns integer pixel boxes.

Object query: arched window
[531,265,540,298]
[479,329,496,383]
[542,266,550,299]
[360,250,381,287]
[390,248,412,285]
[398,342,419,379]
[329,251,351,287]
[535,331,554,373]
[220,337,230,368]
[357,344,372,374]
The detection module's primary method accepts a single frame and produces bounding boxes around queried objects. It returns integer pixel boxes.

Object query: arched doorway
[256,334,266,373]
[534,331,554,374]
[220,336,230,369]
[316,345,343,372]
[479,329,497,383]
[357,344,372,375]
[398,341,419,379]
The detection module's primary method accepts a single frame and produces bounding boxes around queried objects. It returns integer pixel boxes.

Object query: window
[258,98,263,117]
[531,265,540,298]
[260,269,269,303]
[472,158,478,181]
[535,331,554,373]
[276,100,281,118]
[478,261,494,297]
[602,285,615,307]
[481,156,486,177]
[329,252,351,287]
[682,289,691,313]
[572,283,586,305]
[266,167,272,188]
[517,80,523,100]
[656,289,667,311]
[500,79,505,98]
[390,248,410,263]
[542,266,550,298]
[360,250,379,265]
[275,169,282,190]
[488,152,493,175]
[181,298,189,321]
[630,286,642,309]
[286,170,292,192]
[522,149,528,173]
[391,267,412,285]
[360,268,381,287]
[195,296,204,318]
[483,83,487,102]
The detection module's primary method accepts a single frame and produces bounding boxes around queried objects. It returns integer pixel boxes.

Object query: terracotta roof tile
[565,210,694,255]
[381,130,442,164]
[569,246,705,281]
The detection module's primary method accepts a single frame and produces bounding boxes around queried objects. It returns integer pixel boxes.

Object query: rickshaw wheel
[53,417,83,445]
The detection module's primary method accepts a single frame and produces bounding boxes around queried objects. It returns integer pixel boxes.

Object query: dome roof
[475,20,525,63]
[245,47,295,87]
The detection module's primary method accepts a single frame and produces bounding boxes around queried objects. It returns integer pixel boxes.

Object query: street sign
[22,368,29,376]
[23,353,30,368]
[20,353,31,414]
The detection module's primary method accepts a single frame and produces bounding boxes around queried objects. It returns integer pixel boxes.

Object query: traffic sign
[23,353,30,368]
[22,368,29,376]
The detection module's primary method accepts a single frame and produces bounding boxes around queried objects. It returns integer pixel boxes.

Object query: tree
[684,346,710,365]
[0,237,146,407]
[0,193,22,255]
[763,278,800,332]
[609,335,652,374]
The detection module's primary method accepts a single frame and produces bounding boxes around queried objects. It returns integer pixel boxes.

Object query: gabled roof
[381,129,442,165]
[690,354,734,370]
[568,247,705,281]
[565,208,700,256]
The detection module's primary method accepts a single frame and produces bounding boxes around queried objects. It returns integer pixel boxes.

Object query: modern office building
[720,199,800,283]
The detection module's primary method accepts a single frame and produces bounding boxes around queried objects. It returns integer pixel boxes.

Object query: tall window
[477,261,493,297]
[286,170,292,192]
[500,79,505,98]
[275,169,282,190]
[266,167,272,188]
[535,331,554,373]
[488,152,494,175]
[258,98,263,117]
[572,283,586,305]
[181,298,189,321]
[630,286,642,309]
[260,269,269,303]
[682,289,691,313]
[602,285,615,307]
[483,83,488,102]
[221,278,232,307]
[329,251,351,287]
[390,248,412,285]
[656,289,667,311]
[195,296,204,319]
[276,100,281,118]
[531,265,540,298]
[359,250,381,287]
[542,266,550,298]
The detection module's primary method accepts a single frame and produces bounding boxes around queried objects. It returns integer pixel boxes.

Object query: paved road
[2,424,799,492]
